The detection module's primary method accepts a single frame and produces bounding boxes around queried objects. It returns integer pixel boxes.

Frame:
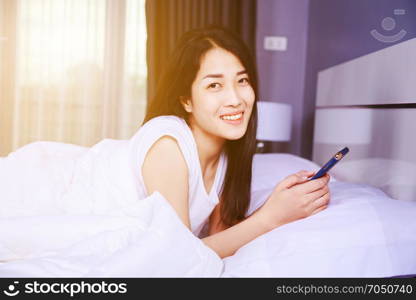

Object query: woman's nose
[224,86,243,106]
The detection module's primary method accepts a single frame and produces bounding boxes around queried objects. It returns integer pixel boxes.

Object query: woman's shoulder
[129,115,195,165]
[141,115,188,131]
[130,115,191,142]
[128,114,199,194]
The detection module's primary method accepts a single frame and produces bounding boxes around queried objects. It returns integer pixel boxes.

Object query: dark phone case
[309,147,349,180]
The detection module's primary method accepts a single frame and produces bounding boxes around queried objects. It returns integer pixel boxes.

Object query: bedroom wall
[256,0,416,159]
[256,0,309,155]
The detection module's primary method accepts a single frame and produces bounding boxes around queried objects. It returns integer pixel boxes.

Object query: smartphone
[309,147,349,180]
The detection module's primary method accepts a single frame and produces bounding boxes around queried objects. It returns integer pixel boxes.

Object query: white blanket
[1,142,415,277]
[0,141,223,277]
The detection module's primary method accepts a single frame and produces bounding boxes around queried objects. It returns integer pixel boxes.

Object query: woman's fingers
[305,184,329,203]
[292,173,330,194]
[276,170,315,190]
[310,191,330,211]
[310,204,328,216]
[297,170,315,178]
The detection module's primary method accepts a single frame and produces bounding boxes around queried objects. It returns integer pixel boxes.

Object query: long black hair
[143,25,258,227]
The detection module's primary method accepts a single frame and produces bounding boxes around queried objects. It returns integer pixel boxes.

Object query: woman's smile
[184,46,255,141]
[219,111,244,125]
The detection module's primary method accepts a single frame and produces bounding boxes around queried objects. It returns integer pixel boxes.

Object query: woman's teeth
[220,113,242,121]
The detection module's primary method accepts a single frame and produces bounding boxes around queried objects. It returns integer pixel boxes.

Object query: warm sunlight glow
[17,0,106,85]
[1,0,147,152]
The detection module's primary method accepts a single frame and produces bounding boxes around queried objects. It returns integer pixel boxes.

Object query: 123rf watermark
[3,280,127,297]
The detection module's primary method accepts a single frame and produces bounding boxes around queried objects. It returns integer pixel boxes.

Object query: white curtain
[0,0,147,156]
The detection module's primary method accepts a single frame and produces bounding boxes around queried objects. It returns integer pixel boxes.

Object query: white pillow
[252,153,336,192]
[332,158,416,202]
[225,181,416,277]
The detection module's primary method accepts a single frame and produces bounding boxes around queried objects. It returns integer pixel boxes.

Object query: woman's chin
[222,130,246,140]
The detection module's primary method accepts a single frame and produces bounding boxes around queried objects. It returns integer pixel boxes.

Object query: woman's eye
[208,83,221,89]
[239,78,250,84]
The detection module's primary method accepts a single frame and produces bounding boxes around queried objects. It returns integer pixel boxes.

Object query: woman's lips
[220,112,244,125]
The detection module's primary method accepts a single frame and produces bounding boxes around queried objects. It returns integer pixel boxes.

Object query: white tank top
[128,115,228,237]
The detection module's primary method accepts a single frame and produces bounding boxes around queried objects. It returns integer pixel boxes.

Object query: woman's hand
[254,170,331,231]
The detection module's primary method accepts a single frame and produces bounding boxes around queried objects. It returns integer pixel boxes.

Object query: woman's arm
[143,139,330,260]
[203,171,331,259]
[142,136,191,229]
[205,199,275,258]
[142,137,273,259]
[203,209,275,258]
[207,203,228,236]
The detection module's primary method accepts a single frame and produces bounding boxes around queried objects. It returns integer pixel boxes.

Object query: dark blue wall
[256,0,309,156]
[302,0,416,159]
[256,0,416,159]
[307,0,416,69]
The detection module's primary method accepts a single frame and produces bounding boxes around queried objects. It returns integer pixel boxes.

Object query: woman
[138,26,330,259]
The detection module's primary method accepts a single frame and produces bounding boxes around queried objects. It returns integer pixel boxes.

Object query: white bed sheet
[1,147,415,277]
[223,154,416,277]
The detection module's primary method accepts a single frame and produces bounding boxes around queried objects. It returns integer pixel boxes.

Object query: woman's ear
[180,96,192,113]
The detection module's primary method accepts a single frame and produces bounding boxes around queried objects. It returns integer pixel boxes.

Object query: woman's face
[182,47,255,142]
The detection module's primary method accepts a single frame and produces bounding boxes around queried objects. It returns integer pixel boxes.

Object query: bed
[0,143,415,278]
[1,39,415,278]
[219,38,416,278]
[223,153,416,278]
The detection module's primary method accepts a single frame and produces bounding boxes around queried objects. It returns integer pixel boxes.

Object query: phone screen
[309,147,349,180]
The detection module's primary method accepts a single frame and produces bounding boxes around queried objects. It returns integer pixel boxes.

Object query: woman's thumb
[278,170,314,190]
[297,170,315,179]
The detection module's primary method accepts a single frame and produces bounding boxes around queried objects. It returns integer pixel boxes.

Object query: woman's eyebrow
[202,70,247,79]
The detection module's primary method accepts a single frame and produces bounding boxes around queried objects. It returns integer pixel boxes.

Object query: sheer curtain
[0,0,147,156]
